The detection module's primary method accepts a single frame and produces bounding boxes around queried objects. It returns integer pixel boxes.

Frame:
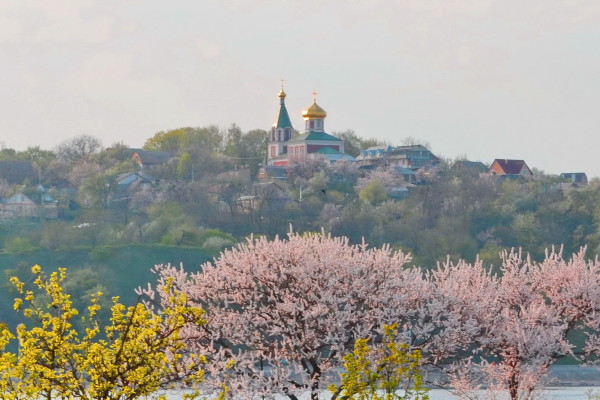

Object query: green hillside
[0,244,213,328]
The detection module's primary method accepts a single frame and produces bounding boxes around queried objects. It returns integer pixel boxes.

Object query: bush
[4,237,34,254]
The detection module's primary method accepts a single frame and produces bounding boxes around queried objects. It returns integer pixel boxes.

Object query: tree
[143,231,418,400]
[78,172,116,208]
[1,265,207,400]
[143,128,187,152]
[287,155,329,201]
[177,152,193,180]
[56,135,102,162]
[333,130,384,158]
[359,181,388,205]
[426,249,600,400]
[223,124,244,159]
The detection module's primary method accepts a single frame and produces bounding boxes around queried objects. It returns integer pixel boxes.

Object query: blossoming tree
[2,266,207,400]
[143,232,422,400]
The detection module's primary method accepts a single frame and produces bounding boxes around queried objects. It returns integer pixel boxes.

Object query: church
[267,87,353,166]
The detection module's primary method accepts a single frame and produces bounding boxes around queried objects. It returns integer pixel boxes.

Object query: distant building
[355,145,440,170]
[453,160,488,174]
[267,87,353,166]
[113,171,157,201]
[488,159,532,179]
[0,187,58,218]
[0,161,37,184]
[132,150,175,171]
[560,172,588,185]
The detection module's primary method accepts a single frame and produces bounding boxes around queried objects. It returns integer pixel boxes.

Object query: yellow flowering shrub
[330,325,429,400]
[0,265,209,400]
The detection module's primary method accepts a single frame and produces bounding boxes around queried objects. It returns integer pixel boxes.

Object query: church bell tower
[268,84,294,162]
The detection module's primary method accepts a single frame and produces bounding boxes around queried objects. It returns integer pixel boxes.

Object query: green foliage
[78,172,116,208]
[359,181,389,205]
[177,152,193,180]
[90,246,112,262]
[330,325,429,400]
[3,237,34,254]
[144,128,187,152]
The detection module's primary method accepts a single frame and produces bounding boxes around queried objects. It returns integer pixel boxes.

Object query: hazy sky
[1,1,599,176]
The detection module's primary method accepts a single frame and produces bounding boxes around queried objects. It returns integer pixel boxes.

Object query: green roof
[313,146,343,155]
[274,104,293,129]
[288,130,342,142]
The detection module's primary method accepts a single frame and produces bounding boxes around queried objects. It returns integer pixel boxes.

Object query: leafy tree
[78,172,116,208]
[143,128,187,152]
[184,125,224,154]
[0,145,17,160]
[17,146,57,163]
[359,181,388,205]
[333,130,384,158]
[2,266,207,400]
[177,152,193,180]
[239,129,268,174]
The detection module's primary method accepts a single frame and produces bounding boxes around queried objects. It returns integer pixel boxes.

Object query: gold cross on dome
[280,78,285,90]
[312,90,318,101]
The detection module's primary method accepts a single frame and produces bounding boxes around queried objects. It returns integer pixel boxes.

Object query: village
[0,87,589,222]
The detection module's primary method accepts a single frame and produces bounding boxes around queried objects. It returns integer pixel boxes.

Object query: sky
[0,1,599,176]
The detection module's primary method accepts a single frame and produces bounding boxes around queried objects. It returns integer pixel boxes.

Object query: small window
[310,120,315,129]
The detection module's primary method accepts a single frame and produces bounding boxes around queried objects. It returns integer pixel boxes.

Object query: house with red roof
[488,159,533,179]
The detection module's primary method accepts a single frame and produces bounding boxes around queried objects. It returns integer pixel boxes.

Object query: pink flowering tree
[439,249,600,400]
[142,232,600,400]
[141,231,425,400]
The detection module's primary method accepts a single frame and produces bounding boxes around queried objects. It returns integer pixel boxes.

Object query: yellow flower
[31,265,42,274]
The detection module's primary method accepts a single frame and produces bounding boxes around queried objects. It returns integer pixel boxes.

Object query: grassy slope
[0,244,213,326]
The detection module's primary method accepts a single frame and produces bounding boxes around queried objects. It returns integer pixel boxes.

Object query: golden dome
[278,88,286,99]
[302,100,327,119]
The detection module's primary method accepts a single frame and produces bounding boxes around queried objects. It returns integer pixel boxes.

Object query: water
[426,387,597,399]
[161,387,600,399]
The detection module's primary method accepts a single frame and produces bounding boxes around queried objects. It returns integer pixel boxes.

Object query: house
[355,145,440,170]
[453,160,488,174]
[267,87,353,166]
[236,182,289,214]
[0,188,58,218]
[488,159,532,179]
[114,172,157,200]
[560,172,588,185]
[132,150,175,171]
[0,161,37,184]
[257,165,288,181]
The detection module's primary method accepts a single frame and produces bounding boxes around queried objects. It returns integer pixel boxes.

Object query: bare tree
[56,135,102,162]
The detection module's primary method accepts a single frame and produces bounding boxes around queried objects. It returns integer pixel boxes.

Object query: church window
[310,120,315,129]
